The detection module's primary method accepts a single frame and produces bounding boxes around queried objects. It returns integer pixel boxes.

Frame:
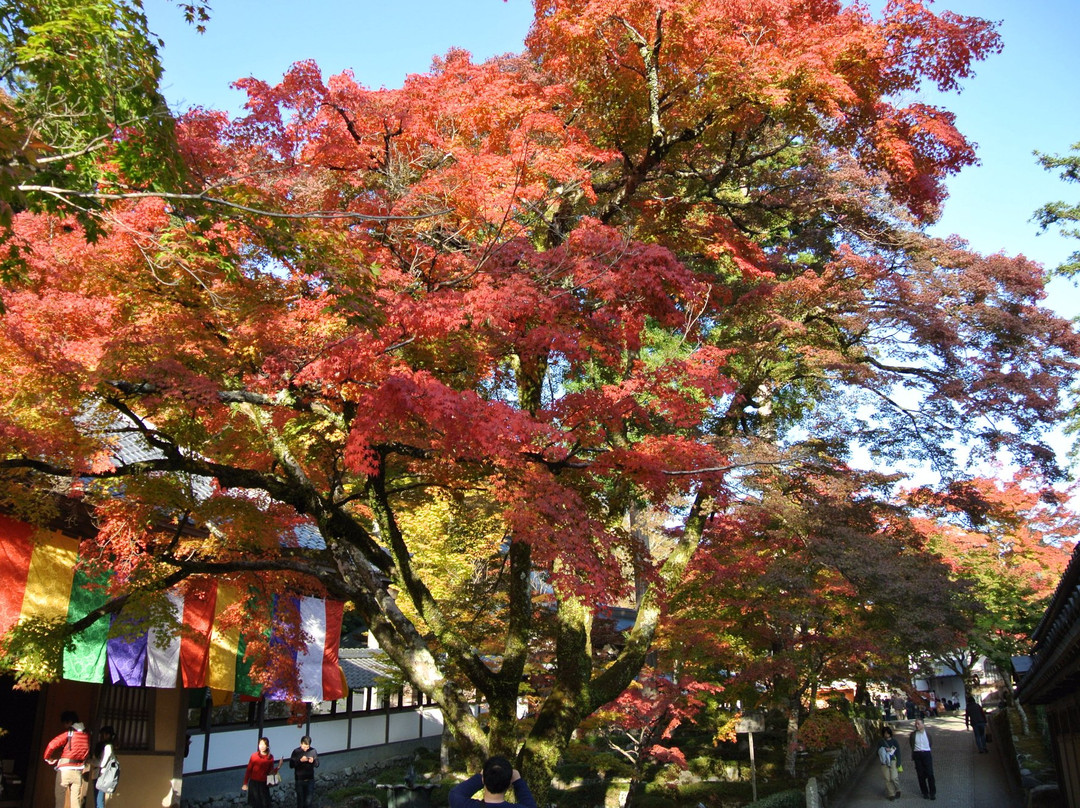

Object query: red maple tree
[2,1,1077,798]
[906,473,1078,690]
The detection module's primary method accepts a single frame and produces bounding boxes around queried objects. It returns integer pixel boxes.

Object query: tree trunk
[440,722,451,774]
[622,776,647,808]
[854,679,869,706]
[517,595,593,803]
[1000,686,1029,735]
[620,709,670,808]
[785,701,800,777]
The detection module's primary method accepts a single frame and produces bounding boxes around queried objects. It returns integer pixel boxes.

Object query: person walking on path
[829,714,1023,808]
[964,695,989,753]
[288,735,319,808]
[449,755,538,808]
[41,710,90,808]
[909,718,937,800]
[877,726,902,800]
[242,736,278,808]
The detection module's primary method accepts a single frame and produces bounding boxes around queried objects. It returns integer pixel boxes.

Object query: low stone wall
[815,717,880,805]
[995,707,1066,808]
[180,738,439,808]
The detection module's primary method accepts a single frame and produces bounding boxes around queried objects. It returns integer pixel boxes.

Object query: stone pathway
[829,714,1023,808]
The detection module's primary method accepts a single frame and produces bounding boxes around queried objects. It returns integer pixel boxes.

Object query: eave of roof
[1016,542,1080,705]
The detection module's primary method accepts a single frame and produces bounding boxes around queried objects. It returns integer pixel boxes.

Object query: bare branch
[17,185,449,221]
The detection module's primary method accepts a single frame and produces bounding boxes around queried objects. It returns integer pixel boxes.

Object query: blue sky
[147,0,1080,317]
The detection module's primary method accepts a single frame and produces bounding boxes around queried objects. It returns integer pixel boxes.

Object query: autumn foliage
[2,0,1078,798]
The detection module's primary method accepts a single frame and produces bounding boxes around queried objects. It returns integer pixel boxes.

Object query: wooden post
[749,728,757,803]
[736,712,766,804]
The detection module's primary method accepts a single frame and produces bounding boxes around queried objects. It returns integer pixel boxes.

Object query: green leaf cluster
[0,615,67,687]
[1034,141,1080,277]
[1,0,183,262]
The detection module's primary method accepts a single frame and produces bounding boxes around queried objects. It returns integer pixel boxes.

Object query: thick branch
[17,185,447,221]
[333,539,488,761]
[588,490,713,710]
[367,459,491,691]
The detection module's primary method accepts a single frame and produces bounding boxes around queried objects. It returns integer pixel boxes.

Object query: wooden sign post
[736,712,766,803]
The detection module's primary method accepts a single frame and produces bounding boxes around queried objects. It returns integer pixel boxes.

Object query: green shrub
[745,787,806,808]
[549,776,628,807]
[687,754,715,777]
[855,702,881,720]
[637,778,755,807]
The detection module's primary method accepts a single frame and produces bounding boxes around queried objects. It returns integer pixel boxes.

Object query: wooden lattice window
[98,685,154,751]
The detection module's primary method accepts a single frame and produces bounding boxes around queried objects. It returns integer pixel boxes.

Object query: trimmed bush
[799,708,862,751]
[745,788,806,808]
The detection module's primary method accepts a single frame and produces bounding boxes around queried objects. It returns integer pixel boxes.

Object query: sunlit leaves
[907,473,1078,674]
[0,0,181,243]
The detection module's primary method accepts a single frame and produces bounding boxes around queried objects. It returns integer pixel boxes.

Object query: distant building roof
[339,647,397,691]
[85,404,325,550]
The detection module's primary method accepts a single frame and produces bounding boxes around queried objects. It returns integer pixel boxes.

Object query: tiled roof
[1016,542,1080,705]
[79,403,326,549]
[339,647,397,690]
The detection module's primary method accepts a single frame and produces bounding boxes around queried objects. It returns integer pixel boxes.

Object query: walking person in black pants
[289,735,319,808]
[909,719,937,800]
[964,695,989,753]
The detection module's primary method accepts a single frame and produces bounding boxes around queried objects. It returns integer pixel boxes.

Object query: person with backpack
[42,710,90,808]
[93,726,120,807]
[877,726,902,801]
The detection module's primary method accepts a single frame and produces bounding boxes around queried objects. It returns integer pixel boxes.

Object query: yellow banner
[21,531,79,622]
[208,583,241,694]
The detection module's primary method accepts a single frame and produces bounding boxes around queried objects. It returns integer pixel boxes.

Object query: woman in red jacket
[241,737,278,808]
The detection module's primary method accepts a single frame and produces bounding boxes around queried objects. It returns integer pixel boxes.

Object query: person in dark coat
[289,735,319,808]
[964,695,989,753]
[449,756,537,808]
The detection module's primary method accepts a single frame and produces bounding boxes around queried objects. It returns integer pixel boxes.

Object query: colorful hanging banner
[107,613,149,687]
[0,515,36,635]
[298,596,327,702]
[19,528,79,624]
[180,578,217,688]
[146,592,183,688]
[63,566,111,683]
[234,632,261,698]
[209,583,242,704]
[265,595,300,702]
[0,514,348,700]
[322,600,346,701]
